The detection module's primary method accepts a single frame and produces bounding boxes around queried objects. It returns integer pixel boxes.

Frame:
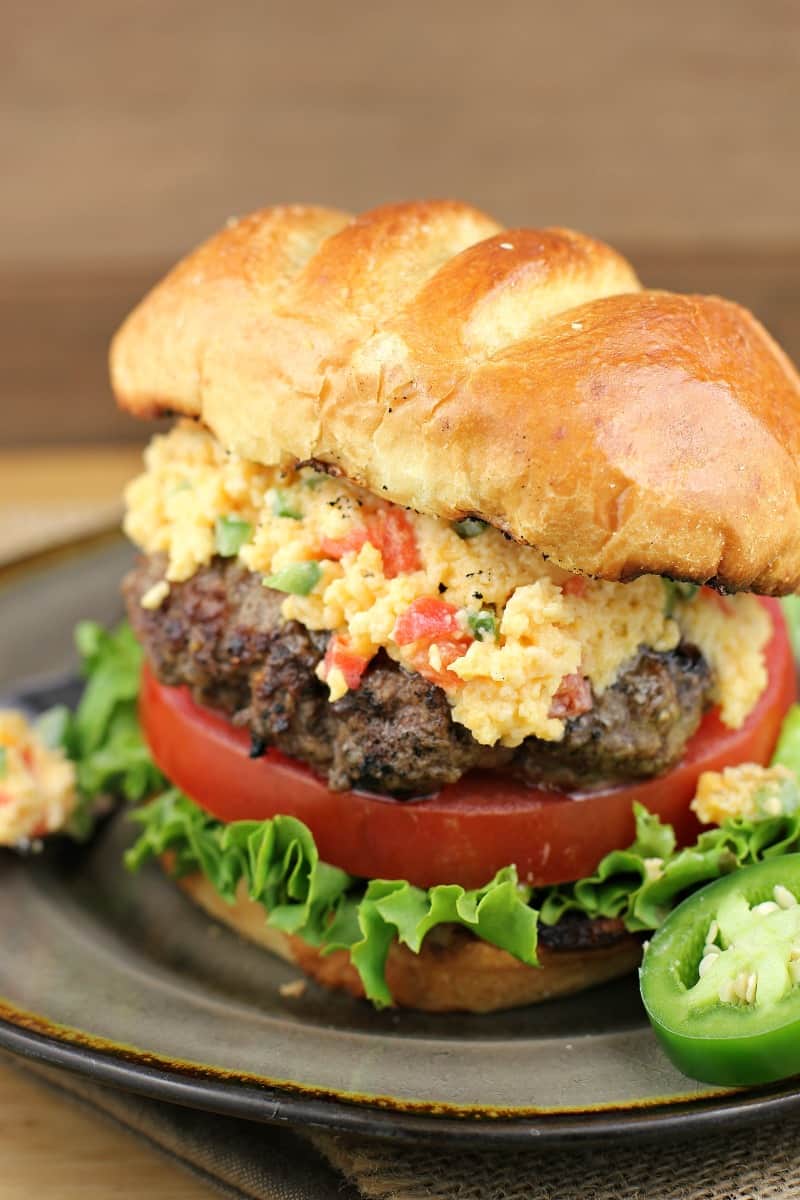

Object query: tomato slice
[140,598,795,890]
[641,856,800,1086]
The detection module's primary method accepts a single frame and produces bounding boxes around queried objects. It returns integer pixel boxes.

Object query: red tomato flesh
[140,598,795,890]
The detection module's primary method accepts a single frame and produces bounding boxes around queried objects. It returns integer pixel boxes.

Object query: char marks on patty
[515,642,712,791]
[124,556,713,798]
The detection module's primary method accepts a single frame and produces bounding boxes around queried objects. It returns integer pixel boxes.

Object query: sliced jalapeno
[641,855,800,1085]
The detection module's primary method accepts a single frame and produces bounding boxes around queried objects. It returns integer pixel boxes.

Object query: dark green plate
[0,539,798,1144]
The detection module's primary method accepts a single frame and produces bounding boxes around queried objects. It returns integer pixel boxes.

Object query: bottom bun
[166,858,643,1013]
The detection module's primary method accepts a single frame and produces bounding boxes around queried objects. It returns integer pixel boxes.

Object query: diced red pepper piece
[701,586,733,616]
[319,527,371,561]
[408,638,472,691]
[562,576,587,598]
[394,596,465,645]
[549,673,593,719]
[322,635,371,692]
[319,509,420,579]
[367,509,421,578]
[394,597,473,691]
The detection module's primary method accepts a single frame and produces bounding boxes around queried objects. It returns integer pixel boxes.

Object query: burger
[100,199,800,1012]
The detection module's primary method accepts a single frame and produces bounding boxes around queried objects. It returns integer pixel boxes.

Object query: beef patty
[124,556,713,797]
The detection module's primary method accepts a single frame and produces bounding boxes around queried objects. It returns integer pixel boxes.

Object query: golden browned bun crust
[111,201,800,594]
[171,864,642,1013]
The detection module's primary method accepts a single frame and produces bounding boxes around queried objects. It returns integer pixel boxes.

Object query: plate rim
[3,540,800,1145]
[1,1009,799,1146]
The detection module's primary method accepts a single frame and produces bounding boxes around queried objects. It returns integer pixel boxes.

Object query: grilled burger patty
[124,556,713,797]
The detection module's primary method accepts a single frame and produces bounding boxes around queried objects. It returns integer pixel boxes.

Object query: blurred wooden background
[2,0,799,445]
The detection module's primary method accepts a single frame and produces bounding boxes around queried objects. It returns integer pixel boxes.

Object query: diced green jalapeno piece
[662,580,699,616]
[0,746,7,777]
[641,855,800,1086]
[270,489,303,520]
[468,610,497,641]
[303,472,327,490]
[453,517,487,539]
[214,515,252,557]
[263,562,322,596]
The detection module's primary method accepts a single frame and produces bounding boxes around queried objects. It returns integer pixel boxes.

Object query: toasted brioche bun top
[111,200,800,594]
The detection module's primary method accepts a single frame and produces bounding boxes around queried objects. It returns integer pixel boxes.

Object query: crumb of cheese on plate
[0,711,77,845]
[692,762,796,826]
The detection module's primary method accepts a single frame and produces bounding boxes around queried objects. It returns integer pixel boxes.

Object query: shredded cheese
[124,423,772,748]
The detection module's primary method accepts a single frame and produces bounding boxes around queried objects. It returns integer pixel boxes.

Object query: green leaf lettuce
[39,621,164,836]
[54,620,800,1007]
[124,790,538,1007]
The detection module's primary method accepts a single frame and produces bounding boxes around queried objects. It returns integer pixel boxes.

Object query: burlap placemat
[11,1052,800,1199]
[314,1116,800,1199]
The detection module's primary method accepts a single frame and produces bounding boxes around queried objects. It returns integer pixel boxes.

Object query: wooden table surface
[0,1064,215,1199]
[0,448,219,1198]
